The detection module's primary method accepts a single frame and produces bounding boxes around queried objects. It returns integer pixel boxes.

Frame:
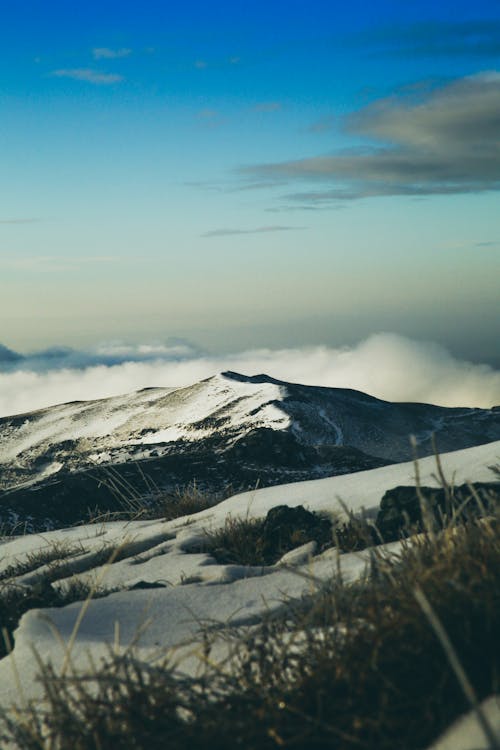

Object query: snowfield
[0,437,498,719]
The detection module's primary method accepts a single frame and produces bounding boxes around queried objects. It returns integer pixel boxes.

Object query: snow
[0,438,498,716]
[133,426,189,444]
[0,394,155,462]
[0,373,290,479]
[318,407,343,445]
[191,437,500,524]
[0,522,386,712]
[426,696,500,750]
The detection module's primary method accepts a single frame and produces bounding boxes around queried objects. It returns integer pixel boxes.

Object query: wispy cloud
[197,108,219,119]
[475,240,500,248]
[201,225,305,237]
[229,180,289,192]
[192,56,241,71]
[185,178,289,194]
[307,115,336,133]
[265,204,343,213]
[51,68,124,85]
[0,218,40,225]
[251,101,283,113]
[242,71,500,202]
[195,108,226,129]
[362,20,500,59]
[92,47,131,60]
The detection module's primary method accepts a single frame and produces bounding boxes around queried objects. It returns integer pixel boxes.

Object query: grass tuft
[154,482,224,521]
[0,577,113,661]
[203,515,268,565]
[85,479,226,525]
[202,505,334,566]
[0,542,85,583]
[0,540,131,660]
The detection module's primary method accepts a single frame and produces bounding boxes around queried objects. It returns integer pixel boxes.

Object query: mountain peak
[220,370,285,386]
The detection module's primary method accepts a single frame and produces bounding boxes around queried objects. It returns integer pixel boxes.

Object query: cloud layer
[244,72,500,201]
[1,334,500,417]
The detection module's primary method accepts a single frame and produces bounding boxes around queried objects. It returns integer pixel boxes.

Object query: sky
[1,0,500,409]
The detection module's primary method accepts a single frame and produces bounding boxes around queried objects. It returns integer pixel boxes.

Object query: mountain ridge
[1,371,500,530]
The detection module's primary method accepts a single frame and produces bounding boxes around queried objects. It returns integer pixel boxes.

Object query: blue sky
[1,0,499,364]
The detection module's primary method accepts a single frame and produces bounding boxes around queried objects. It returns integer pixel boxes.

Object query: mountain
[0,343,23,365]
[1,371,499,530]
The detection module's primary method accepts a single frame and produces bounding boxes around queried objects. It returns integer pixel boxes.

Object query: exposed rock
[261,504,333,556]
[376,482,500,540]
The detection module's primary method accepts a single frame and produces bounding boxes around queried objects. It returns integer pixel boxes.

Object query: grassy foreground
[2,506,500,749]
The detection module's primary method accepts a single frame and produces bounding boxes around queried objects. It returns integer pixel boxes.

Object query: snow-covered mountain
[1,370,499,529]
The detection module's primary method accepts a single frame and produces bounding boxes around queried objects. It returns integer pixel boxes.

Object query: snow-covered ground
[192,436,500,522]
[0,438,498,716]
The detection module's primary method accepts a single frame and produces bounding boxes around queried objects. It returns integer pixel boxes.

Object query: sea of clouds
[1,333,500,417]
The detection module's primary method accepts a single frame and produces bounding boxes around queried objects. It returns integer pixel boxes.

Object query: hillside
[1,371,499,531]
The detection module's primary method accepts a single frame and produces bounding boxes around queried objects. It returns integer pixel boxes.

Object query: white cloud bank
[1,333,500,417]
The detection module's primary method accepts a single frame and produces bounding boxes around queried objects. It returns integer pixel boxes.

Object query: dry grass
[0,578,113,661]
[0,542,85,583]
[202,515,269,565]
[0,540,130,660]
[2,504,500,749]
[86,478,226,525]
[201,505,334,566]
[154,482,224,521]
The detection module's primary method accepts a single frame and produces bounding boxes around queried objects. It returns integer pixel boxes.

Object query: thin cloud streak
[306,115,337,133]
[201,225,305,237]
[361,20,500,59]
[92,47,131,59]
[0,219,40,224]
[197,109,219,119]
[51,68,124,84]
[251,101,283,112]
[475,240,500,248]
